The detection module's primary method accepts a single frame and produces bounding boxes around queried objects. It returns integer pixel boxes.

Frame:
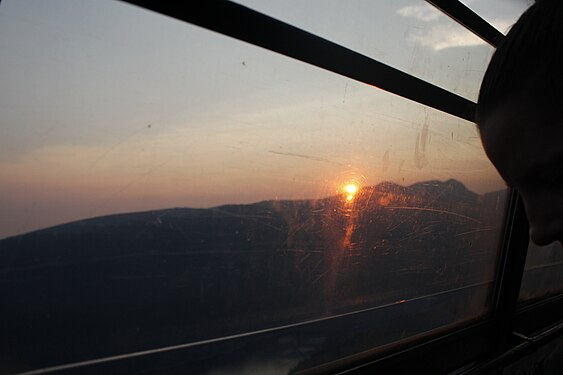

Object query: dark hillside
[0,180,507,372]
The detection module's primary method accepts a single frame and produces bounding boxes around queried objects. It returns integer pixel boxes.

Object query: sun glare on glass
[342,182,360,202]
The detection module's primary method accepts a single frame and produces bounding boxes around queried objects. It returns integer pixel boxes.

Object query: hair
[476,0,563,126]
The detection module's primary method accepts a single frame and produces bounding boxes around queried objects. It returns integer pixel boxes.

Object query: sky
[0,0,532,239]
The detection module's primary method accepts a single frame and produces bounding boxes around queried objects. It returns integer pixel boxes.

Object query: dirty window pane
[458,0,533,34]
[234,0,494,102]
[519,241,563,303]
[0,0,508,373]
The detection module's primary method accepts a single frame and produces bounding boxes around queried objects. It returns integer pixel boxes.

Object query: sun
[344,183,358,195]
[342,182,359,202]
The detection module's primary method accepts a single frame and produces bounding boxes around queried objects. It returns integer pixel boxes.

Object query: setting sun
[344,184,358,195]
[342,182,360,202]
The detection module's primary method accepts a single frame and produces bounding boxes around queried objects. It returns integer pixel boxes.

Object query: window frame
[7,0,562,373]
[121,1,563,371]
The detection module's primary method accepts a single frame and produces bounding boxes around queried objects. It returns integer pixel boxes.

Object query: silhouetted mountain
[0,180,507,373]
[0,179,487,259]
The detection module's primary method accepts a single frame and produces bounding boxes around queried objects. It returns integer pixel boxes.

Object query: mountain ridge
[0,179,495,242]
[0,178,508,372]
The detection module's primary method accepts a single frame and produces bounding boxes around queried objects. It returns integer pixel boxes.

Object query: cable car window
[233,0,494,102]
[518,241,563,303]
[458,0,533,34]
[1,0,511,373]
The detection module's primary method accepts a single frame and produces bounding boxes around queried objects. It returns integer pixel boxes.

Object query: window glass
[519,241,563,302]
[0,0,507,373]
[234,0,495,102]
[458,0,533,34]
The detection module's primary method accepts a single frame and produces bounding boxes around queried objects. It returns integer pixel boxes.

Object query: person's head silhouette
[477,0,563,245]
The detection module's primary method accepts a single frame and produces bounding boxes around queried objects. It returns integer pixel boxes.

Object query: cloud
[397,4,441,22]
[397,3,486,51]
[407,23,486,51]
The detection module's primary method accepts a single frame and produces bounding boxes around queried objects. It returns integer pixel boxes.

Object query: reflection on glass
[519,241,563,302]
[0,0,508,373]
[235,0,495,101]
[459,0,533,33]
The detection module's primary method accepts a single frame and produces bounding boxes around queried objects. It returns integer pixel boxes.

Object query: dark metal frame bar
[489,192,531,352]
[427,0,506,48]
[123,0,476,122]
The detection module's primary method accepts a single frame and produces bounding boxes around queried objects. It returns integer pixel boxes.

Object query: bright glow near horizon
[344,183,358,196]
[343,182,359,202]
[0,0,521,239]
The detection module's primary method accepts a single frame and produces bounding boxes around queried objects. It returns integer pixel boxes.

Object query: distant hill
[0,180,507,372]
[0,179,487,259]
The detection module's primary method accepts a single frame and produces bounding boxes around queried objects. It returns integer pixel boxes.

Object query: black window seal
[489,191,531,352]
[300,320,497,374]
[515,293,563,335]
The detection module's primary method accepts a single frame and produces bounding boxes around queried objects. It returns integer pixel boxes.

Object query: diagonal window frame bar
[426,0,505,48]
[123,0,476,122]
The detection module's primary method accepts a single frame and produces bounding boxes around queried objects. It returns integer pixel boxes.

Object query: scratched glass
[0,0,507,373]
[234,0,495,102]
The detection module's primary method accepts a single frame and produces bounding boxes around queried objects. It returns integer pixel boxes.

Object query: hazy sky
[0,0,531,238]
